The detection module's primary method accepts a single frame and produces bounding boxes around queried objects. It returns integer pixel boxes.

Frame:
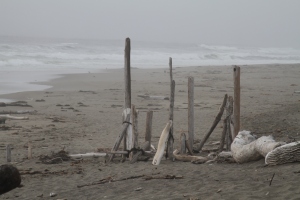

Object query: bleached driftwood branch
[0,115,29,120]
[152,120,172,165]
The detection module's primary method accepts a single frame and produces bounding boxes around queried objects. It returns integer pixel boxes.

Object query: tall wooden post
[188,76,194,148]
[167,57,175,160]
[233,66,240,138]
[123,38,133,152]
[145,110,153,151]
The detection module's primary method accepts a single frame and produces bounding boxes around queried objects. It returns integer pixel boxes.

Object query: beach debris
[77,173,182,188]
[35,99,45,102]
[49,192,57,197]
[79,90,97,94]
[138,94,169,100]
[0,114,29,121]
[134,187,143,191]
[0,110,36,114]
[0,164,21,195]
[6,144,12,162]
[39,150,70,164]
[0,101,32,107]
[269,173,275,186]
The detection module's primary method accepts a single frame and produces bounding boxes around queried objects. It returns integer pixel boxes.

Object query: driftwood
[137,95,169,100]
[173,149,208,163]
[188,76,194,148]
[180,133,186,154]
[152,120,172,165]
[144,110,153,151]
[167,79,175,160]
[0,101,32,107]
[130,141,150,164]
[233,66,241,138]
[0,110,36,114]
[196,94,228,151]
[70,150,153,159]
[0,165,21,195]
[231,130,262,163]
[266,142,300,165]
[77,173,182,188]
[6,144,12,162]
[231,131,287,164]
[0,115,29,120]
[108,114,130,162]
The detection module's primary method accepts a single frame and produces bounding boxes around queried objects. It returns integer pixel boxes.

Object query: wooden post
[180,133,186,154]
[226,96,233,150]
[124,38,133,152]
[6,144,12,162]
[188,76,194,149]
[167,57,175,160]
[130,141,150,164]
[233,66,240,138]
[196,94,228,151]
[145,110,153,151]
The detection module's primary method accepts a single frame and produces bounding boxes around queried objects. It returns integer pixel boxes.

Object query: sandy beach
[1,64,300,199]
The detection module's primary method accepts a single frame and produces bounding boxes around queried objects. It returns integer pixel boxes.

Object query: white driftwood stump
[231,130,300,165]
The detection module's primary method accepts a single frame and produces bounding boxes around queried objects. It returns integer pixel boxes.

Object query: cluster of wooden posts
[106,38,242,165]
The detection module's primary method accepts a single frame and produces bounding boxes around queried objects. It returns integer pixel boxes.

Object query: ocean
[1,36,300,98]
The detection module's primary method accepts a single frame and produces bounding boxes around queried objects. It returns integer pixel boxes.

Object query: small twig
[269,173,275,186]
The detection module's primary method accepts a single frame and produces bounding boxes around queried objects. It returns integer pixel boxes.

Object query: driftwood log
[173,149,208,163]
[231,130,298,165]
[0,165,21,195]
[266,141,300,165]
[152,120,172,165]
[0,115,29,121]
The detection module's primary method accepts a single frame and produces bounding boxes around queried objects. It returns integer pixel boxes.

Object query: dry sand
[0,64,300,199]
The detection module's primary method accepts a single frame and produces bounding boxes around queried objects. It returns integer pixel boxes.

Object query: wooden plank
[219,119,227,152]
[196,94,228,151]
[188,76,194,148]
[145,110,153,151]
[233,66,241,138]
[129,105,138,161]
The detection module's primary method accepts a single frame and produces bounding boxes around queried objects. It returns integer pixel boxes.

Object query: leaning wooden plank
[173,149,208,163]
[265,141,300,165]
[0,115,29,120]
[152,120,172,165]
[196,94,227,151]
[108,114,130,162]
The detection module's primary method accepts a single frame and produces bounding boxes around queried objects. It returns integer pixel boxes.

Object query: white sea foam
[0,36,300,97]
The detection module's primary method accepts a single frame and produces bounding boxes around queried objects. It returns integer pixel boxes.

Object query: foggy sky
[1,0,300,47]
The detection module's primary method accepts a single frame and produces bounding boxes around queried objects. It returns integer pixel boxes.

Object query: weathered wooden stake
[6,144,12,162]
[129,105,139,160]
[233,66,241,138]
[219,119,227,152]
[130,141,150,164]
[145,110,153,151]
[180,133,186,154]
[196,94,228,151]
[167,57,175,160]
[123,37,133,153]
[188,76,194,149]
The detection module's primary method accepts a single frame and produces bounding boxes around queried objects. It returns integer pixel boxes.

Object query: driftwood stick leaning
[196,94,228,151]
[219,119,227,153]
[108,114,130,162]
[0,115,29,120]
[153,120,172,165]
